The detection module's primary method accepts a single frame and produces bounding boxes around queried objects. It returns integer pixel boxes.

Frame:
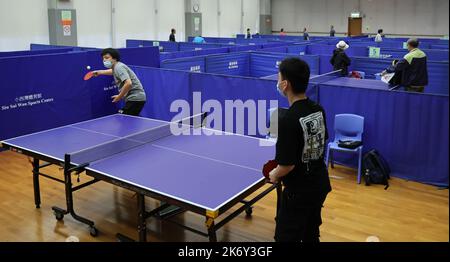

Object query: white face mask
[103,60,113,69]
[277,81,286,97]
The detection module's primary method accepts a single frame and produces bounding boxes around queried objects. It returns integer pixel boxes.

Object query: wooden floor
[0,151,448,242]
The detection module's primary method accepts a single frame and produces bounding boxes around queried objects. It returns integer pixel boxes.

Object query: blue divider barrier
[380,48,449,61]
[319,84,448,186]
[0,46,161,140]
[161,52,320,77]
[0,48,75,58]
[30,43,97,51]
[130,66,191,121]
[160,47,230,62]
[430,44,449,50]
[250,52,320,76]
[306,44,368,57]
[189,73,289,136]
[352,57,449,95]
[126,40,179,52]
[115,47,160,68]
[142,40,179,52]
[261,46,288,53]
[205,53,250,77]
[179,42,226,51]
[287,44,308,55]
[161,56,206,72]
[0,52,94,140]
[230,45,261,52]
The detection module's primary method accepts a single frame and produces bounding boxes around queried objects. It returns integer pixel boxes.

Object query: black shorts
[119,101,146,116]
[274,189,329,242]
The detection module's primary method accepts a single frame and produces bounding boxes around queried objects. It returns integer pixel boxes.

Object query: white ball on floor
[65,236,80,242]
[366,236,380,242]
[87,66,91,70]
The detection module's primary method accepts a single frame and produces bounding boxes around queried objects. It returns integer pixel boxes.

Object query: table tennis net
[69,113,206,166]
[309,70,343,85]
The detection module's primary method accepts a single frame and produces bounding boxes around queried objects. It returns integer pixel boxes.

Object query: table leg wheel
[245,207,253,216]
[90,227,98,237]
[54,211,64,221]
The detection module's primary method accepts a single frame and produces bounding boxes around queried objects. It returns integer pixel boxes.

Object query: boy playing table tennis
[93,48,147,116]
[269,58,332,242]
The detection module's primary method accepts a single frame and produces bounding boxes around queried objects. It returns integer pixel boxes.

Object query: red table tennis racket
[262,160,278,181]
[83,71,95,81]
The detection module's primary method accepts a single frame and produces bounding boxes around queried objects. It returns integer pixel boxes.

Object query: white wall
[155,0,185,42]
[73,0,112,48]
[243,0,259,34]
[361,0,449,36]
[272,0,449,36]
[200,0,260,37]
[200,0,219,37]
[218,0,242,37]
[113,0,156,48]
[0,0,49,51]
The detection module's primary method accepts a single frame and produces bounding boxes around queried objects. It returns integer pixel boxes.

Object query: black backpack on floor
[362,150,391,190]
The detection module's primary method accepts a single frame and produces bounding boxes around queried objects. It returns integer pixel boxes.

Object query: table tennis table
[308,70,396,91]
[1,113,281,242]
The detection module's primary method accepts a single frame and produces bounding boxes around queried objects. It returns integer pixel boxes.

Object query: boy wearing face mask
[93,48,147,116]
[270,58,332,242]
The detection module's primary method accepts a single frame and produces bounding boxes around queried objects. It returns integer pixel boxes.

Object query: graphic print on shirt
[299,111,326,163]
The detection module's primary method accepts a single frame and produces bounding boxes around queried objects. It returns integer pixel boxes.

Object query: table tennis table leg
[32,158,41,209]
[51,155,98,237]
[137,193,147,242]
[206,218,217,242]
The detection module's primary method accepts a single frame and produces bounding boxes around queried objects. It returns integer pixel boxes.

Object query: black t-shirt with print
[275,98,332,194]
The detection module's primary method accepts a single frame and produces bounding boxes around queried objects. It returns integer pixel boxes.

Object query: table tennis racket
[262,160,277,181]
[83,71,95,81]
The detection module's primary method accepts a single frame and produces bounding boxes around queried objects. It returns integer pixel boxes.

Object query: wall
[271,0,450,37]
[1,0,447,52]
[0,0,50,51]
[200,0,260,37]
[74,0,111,48]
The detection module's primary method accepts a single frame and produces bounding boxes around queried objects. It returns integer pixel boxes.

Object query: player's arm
[270,118,299,183]
[93,69,113,76]
[112,79,132,103]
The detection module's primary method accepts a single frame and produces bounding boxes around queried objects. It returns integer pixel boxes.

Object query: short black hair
[279,57,310,94]
[101,48,121,61]
[247,28,250,31]
[378,29,383,34]
[171,28,176,33]
[407,38,420,48]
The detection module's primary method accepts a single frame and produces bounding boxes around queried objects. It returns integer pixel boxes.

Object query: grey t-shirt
[113,62,146,102]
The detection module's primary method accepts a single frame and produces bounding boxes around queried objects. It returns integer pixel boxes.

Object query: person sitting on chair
[395,38,428,93]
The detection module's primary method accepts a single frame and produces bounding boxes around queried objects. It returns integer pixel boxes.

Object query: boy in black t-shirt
[269,58,332,242]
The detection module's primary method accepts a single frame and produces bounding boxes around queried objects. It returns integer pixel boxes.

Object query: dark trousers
[405,86,425,93]
[119,101,146,116]
[274,189,328,242]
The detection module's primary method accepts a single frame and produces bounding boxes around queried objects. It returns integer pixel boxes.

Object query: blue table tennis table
[1,114,281,242]
[316,77,393,91]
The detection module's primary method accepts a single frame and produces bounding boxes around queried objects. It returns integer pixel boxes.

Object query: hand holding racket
[262,160,278,183]
[83,71,99,81]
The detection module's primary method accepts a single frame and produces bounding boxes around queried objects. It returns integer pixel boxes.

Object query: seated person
[381,59,402,86]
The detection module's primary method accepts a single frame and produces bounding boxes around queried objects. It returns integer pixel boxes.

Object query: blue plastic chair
[325,114,364,183]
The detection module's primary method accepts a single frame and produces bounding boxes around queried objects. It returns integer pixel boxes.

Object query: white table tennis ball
[366,236,380,242]
[65,236,80,242]
[87,66,91,70]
